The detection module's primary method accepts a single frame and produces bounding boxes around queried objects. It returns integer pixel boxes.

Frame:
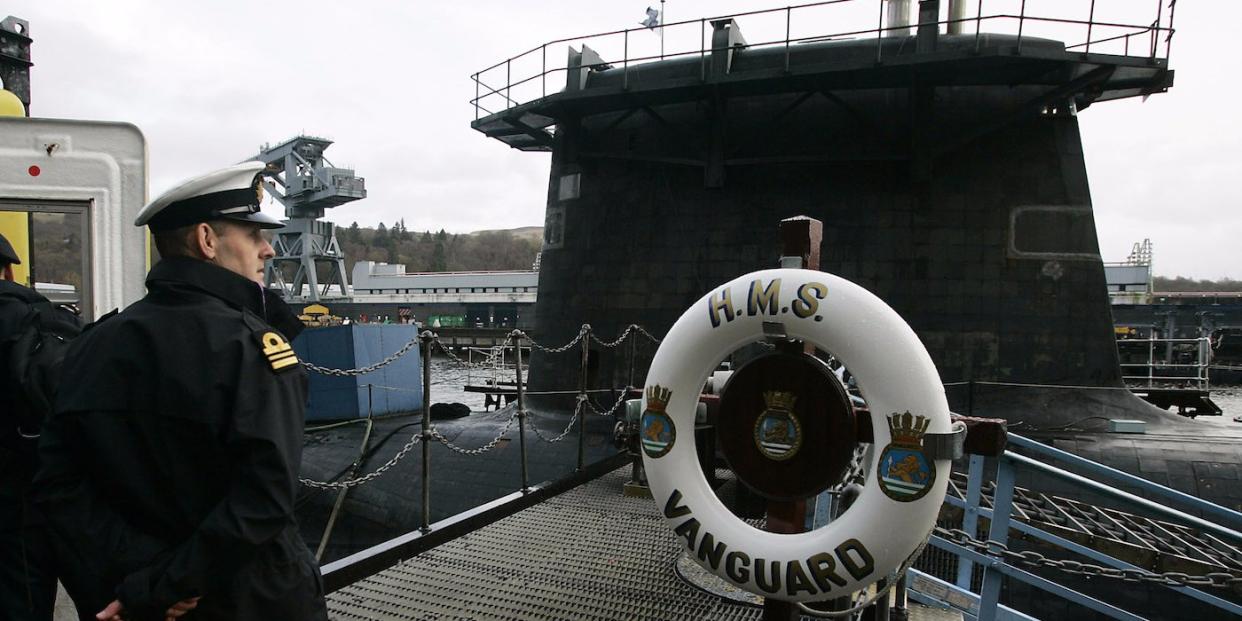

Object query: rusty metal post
[513,331,530,491]
[892,574,910,621]
[577,324,591,471]
[762,216,825,621]
[419,332,433,532]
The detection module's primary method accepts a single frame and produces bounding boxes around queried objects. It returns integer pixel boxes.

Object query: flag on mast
[640,6,660,30]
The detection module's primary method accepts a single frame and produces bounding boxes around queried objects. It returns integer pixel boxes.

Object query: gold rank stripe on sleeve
[260,331,299,371]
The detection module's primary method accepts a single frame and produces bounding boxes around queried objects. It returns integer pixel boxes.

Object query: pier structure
[471,0,1177,422]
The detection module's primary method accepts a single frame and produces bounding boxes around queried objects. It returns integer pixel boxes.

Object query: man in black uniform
[0,233,58,621]
[34,161,328,621]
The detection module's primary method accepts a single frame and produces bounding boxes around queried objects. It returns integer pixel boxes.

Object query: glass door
[0,200,93,320]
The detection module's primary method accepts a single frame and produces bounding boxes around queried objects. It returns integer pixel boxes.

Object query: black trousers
[0,491,56,621]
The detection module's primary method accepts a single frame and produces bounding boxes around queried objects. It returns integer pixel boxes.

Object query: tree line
[1153,276,1242,292]
[337,220,540,275]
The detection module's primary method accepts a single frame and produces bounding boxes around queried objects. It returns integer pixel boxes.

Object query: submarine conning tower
[470,0,1177,425]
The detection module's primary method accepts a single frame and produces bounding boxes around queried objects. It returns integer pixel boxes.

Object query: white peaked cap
[134,160,283,231]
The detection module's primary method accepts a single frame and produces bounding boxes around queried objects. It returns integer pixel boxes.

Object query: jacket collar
[0,279,47,303]
[146,257,265,316]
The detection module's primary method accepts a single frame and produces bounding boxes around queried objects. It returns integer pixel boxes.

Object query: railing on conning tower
[470,0,1177,121]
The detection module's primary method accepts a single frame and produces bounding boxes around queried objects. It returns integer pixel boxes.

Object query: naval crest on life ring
[641,385,676,458]
[753,390,803,461]
[878,411,936,502]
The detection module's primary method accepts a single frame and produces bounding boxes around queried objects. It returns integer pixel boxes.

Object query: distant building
[312,261,539,329]
[350,261,537,298]
[1104,239,1153,305]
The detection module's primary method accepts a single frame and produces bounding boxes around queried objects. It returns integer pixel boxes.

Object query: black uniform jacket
[33,257,327,621]
[0,279,51,492]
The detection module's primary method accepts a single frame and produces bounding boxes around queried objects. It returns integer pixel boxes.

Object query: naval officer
[34,161,328,621]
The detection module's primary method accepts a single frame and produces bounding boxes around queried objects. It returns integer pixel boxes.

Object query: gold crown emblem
[886,411,930,448]
[763,390,797,412]
[646,385,672,412]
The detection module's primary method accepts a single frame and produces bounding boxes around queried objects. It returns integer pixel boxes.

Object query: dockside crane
[256,136,365,302]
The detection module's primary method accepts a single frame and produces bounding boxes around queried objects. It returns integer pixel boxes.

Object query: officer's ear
[0,264,12,282]
[193,222,219,260]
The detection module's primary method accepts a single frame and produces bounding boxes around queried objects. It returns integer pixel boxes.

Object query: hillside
[334,222,541,278]
[471,226,543,243]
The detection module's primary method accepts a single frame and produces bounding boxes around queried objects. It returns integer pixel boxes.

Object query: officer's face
[211,222,275,284]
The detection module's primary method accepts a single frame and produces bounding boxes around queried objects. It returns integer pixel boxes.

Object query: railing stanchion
[314,385,375,561]
[541,44,547,98]
[977,458,1016,621]
[505,59,512,111]
[513,331,530,491]
[420,332,433,532]
[893,573,909,618]
[1017,0,1026,53]
[1165,0,1176,60]
[1152,0,1164,59]
[876,0,885,63]
[700,19,706,81]
[784,6,792,73]
[974,0,984,53]
[627,328,637,389]
[473,73,479,121]
[623,29,630,90]
[956,454,986,589]
[578,324,591,471]
[1085,0,1096,54]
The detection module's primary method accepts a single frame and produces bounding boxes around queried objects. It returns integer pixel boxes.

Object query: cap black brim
[221,212,285,229]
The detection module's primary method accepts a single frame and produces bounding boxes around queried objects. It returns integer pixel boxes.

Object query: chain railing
[526,401,581,444]
[299,431,422,490]
[936,527,1242,590]
[297,321,663,547]
[301,334,424,376]
[428,409,520,455]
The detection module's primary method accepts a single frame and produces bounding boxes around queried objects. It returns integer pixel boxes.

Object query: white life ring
[640,268,950,602]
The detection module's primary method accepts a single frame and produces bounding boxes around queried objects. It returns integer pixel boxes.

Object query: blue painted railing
[911,433,1242,621]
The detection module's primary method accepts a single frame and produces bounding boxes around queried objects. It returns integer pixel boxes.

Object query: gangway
[910,434,1242,621]
[303,324,1242,620]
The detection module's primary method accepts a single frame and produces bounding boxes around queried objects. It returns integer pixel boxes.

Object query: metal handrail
[1116,333,1211,389]
[941,495,1242,616]
[470,0,1177,121]
[936,435,1241,621]
[1005,451,1241,543]
[1007,433,1242,532]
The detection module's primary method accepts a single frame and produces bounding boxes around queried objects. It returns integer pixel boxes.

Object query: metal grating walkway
[327,467,958,621]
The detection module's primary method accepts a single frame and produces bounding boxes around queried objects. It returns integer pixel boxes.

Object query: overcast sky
[6,1,1238,279]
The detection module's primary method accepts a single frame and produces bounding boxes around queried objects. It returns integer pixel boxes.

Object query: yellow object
[0,89,25,117]
[303,303,330,316]
[0,211,31,284]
